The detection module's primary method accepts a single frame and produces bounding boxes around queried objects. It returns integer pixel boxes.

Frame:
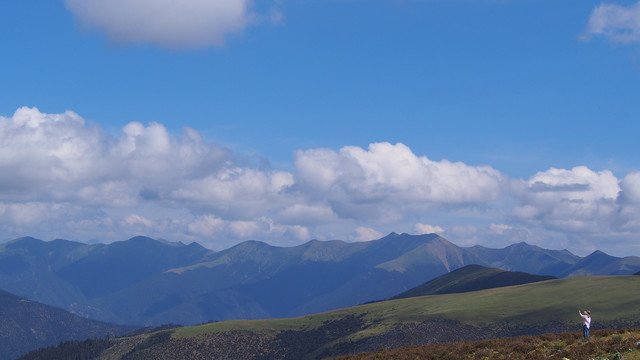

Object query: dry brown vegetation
[329,328,640,360]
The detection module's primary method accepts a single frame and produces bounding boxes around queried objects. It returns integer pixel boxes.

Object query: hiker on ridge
[579,310,591,339]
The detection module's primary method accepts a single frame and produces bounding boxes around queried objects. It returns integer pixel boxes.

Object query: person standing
[579,310,591,339]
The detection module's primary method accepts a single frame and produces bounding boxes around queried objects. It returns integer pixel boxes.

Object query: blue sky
[1,0,640,256]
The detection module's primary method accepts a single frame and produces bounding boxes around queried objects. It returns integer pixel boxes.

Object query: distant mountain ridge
[391,264,556,299]
[1,233,639,326]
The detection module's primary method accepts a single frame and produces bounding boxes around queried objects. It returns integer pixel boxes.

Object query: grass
[173,276,640,340]
[378,276,640,325]
[163,275,640,359]
[173,313,349,337]
[21,276,640,359]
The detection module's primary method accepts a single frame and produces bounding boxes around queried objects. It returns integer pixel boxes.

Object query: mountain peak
[509,241,534,248]
[223,240,278,259]
[124,235,158,243]
[298,239,358,262]
[232,239,275,249]
[378,232,440,242]
[380,232,400,240]
[6,236,42,247]
[586,250,608,257]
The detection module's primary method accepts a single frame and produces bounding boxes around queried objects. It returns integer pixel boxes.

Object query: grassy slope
[176,275,640,338]
[164,276,640,358]
[23,276,640,359]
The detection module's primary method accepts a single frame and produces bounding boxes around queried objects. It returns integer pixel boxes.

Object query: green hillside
[177,275,640,337]
[20,275,640,359]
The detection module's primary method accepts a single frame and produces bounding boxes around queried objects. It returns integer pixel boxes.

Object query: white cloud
[4,107,640,255]
[282,225,310,242]
[0,107,235,208]
[0,202,64,226]
[65,0,256,49]
[186,215,310,248]
[122,214,154,229]
[0,107,106,189]
[293,142,509,220]
[617,171,640,232]
[351,227,383,242]
[620,171,640,204]
[228,220,263,239]
[413,223,444,235]
[276,204,337,226]
[489,223,512,235]
[188,215,225,237]
[170,168,294,219]
[0,107,286,244]
[525,166,620,202]
[584,1,640,43]
[513,167,620,233]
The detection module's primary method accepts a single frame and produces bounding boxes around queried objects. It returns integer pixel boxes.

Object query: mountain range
[1,232,639,327]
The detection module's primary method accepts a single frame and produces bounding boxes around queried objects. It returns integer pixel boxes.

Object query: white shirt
[579,312,591,329]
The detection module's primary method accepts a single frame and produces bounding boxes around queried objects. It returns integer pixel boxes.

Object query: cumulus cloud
[275,204,337,226]
[0,202,66,227]
[617,171,640,232]
[414,223,444,235]
[65,0,258,48]
[293,142,509,220]
[282,225,310,242]
[351,227,384,242]
[489,223,512,235]
[0,107,291,245]
[490,165,640,255]
[3,110,477,247]
[4,107,640,255]
[620,171,640,204]
[0,107,236,206]
[170,168,293,219]
[186,214,309,247]
[188,214,225,238]
[0,107,105,191]
[513,166,620,234]
[584,1,640,43]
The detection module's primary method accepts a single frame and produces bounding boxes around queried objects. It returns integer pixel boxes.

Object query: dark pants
[583,324,589,338]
